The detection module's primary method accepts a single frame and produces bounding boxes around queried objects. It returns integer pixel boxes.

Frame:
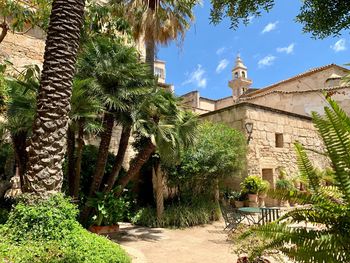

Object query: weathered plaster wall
[242,87,350,116]
[199,98,215,111]
[250,67,348,94]
[216,96,234,110]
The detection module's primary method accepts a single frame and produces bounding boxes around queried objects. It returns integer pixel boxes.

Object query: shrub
[0,194,130,263]
[4,194,78,242]
[258,180,270,195]
[132,200,220,228]
[241,175,264,194]
[275,179,294,191]
[166,122,247,199]
[87,190,130,226]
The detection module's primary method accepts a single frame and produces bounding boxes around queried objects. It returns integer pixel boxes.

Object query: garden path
[112,221,237,263]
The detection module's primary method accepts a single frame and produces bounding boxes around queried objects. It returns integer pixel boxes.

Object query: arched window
[242,71,246,78]
[234,72,238,79]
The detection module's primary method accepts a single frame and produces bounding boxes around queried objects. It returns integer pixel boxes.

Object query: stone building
[182,56,349,188]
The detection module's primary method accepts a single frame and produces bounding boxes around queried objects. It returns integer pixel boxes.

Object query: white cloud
[261,21,278,34]
[216,59,229,73]
[331,39,347,52]
[258,55,276,68]
[277,43,295,54]
[182,64,207,88]
[216,47,226,55]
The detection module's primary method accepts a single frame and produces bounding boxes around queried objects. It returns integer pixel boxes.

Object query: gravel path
[112,221,237,263]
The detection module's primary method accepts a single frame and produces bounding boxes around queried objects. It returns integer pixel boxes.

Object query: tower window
[155,67,164,78]
[242,71,246,78]
[275,133,284,148]
[234,72,238,79]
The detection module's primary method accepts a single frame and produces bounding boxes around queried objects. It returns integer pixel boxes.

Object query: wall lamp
[245,122,253,144]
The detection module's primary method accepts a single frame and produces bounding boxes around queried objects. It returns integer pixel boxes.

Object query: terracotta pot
[279,200,290,207]
[89,224,119,235]
[234,200,244,208]
[248,201,259,208]
[248,194,258,203]
[258,193,267,207]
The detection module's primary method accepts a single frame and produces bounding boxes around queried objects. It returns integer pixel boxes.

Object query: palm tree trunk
[88,113,114,196]
[0,21,9,44]
[67,125,76,198]
[24,0,85,198]
[73,118,85,198]
[80,112,114,224]
[152,160,164,220]
[115,139,156,197]
[11,131,28,192]
[145,37,155,76]
[102,125,131,193]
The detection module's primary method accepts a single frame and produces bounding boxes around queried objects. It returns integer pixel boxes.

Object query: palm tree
[77,37,154,222]
[241,98,350,263]
[152,109,198,219]
[24,0,85,198]
[115,89,198,213]
[67,78,104,199]
[123,0,198,74]
[0,65,39,191]
[102,113,133,193]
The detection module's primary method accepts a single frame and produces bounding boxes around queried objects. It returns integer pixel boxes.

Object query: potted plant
[229,191,245,208]
[240,175,263,205]
[276,178,294,207]
[258,180,270,207]
[87,189,129,235]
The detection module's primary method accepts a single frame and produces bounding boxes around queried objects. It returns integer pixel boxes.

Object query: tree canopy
[209,0,350,38]
[167,121,247,193]
[0,0,52,43]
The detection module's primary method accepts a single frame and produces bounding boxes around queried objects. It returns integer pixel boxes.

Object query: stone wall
[244,105,327,179]
[200,103,328,189]
[0,32,45,69]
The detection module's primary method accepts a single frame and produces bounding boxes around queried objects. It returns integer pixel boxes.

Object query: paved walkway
[112,221,237,263]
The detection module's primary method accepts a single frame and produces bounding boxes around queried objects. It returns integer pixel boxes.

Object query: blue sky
[158,0,349,100]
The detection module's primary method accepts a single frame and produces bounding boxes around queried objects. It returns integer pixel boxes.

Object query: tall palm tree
[24,0,85,197]
[67,78,104,199]
[123,0,198,74]
[77,37,154,222]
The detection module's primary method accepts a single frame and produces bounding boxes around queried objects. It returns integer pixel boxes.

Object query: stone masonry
[201,102,328,189]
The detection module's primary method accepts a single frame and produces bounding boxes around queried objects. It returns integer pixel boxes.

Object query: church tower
[228,55,252,101]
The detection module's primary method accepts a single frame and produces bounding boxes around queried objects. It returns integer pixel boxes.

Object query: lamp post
[245,122,253,144]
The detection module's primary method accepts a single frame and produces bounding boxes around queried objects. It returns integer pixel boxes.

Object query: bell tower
[228,54,252,101]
